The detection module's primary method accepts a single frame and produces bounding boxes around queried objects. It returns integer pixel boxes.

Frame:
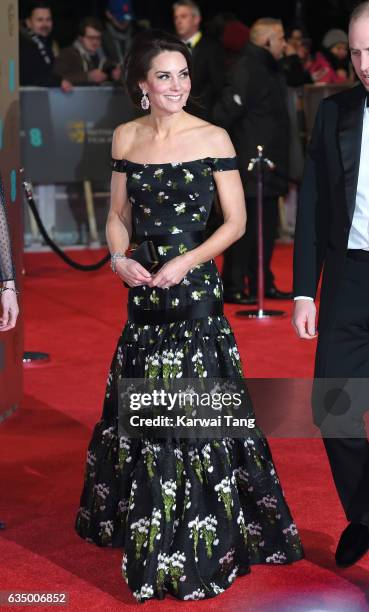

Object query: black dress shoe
[223,292,256,305]
[264,286,293,300]
[335,522,369,568]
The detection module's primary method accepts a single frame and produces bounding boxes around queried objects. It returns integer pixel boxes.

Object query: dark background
[18,0,360,49]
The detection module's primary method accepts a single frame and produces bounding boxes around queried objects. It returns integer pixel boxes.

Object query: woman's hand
[149,255,192,289]
[0,290,19,332]
[115,257,152,287]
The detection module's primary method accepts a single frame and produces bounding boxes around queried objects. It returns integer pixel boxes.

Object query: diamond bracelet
[110,252,127,273]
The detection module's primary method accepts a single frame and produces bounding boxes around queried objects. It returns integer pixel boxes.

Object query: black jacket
[213,42,290,197]
[186,35,225,122]
[293,84,367,331]
[19,28,61,87]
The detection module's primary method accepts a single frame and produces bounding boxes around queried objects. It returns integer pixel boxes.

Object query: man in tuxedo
[293,1,369,568]
[173,0,224,122]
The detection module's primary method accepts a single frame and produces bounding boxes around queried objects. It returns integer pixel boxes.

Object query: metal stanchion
[236,145,286,319]
[21,170,50,366]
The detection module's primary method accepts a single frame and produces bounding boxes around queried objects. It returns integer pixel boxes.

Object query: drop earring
[141,90,150,110]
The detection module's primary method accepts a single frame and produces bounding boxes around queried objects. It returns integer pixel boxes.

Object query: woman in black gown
[75,30,303,602]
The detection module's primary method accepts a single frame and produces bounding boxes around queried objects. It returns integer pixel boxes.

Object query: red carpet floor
[1,244,369,611]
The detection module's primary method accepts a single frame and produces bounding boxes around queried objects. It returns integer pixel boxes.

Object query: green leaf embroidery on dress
[118,438,132,468]
[153,168,164,180]
[168,551,186,591]
[188,516,200,562]
[174,448,184,485]
[158,245,173,256]
[237,509,248,544]
[214,477,233,520]
[189,449,203,483]
[156,191,168,203]
[183,169,194,183]
[148,508,162,552]
[161,478,176,522]
[131,172,143,183]
[200,515,219,558]
[174,202,186,215]
[170,226,183,234]
[149,290,160,304]
[99,520,114,544]
[130,517,150,559]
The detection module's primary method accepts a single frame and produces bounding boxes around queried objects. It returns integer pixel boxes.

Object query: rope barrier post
[25,188,42,245]
[236,145,286,320]
[83,180,100,247]
[19,170,51,366]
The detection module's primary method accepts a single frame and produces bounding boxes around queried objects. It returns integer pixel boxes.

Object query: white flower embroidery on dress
[183,169,194,183]
[174,202,186,214]
[153,168,164,179]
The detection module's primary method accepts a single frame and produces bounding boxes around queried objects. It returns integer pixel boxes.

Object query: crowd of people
[19,0,355,305]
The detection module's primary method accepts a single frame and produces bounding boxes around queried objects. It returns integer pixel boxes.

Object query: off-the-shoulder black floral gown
[75,157,303,602]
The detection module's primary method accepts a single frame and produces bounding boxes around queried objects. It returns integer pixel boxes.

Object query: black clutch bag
[129,240,160,273]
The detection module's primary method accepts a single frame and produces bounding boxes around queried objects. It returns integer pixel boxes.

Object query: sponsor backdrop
[0,0,23,418]
[20,87,140,183]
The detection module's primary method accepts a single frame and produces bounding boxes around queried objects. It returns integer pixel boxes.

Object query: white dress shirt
[347,103,369,249]
[295,100,369,301]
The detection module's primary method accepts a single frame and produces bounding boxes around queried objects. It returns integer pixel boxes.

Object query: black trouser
[222,196,278,294]
[314,253,369,526]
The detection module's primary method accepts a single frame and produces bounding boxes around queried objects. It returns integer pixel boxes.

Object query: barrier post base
[236,309,286,319]
[23,351,50,366]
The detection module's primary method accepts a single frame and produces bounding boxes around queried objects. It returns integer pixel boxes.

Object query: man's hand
[61,79,73,92]
[111,65,122,82]
[292,299,317,339]
[88,69,108,84]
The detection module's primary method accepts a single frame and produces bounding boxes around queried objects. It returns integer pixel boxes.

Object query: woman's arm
[106,125,152,287]
[151,127,246,288]
[0,175,19,330]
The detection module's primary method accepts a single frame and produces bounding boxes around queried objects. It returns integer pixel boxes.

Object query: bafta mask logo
[67,121,85,144]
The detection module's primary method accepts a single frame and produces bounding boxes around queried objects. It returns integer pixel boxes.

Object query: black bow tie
[186,42,192,49]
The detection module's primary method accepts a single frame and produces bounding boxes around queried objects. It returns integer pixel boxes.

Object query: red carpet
[1,244,369,611]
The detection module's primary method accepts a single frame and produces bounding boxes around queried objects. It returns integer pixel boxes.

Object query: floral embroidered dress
[75,157,303,603]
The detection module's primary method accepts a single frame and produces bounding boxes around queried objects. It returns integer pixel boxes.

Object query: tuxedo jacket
[293,84,368,331]
[186,35,225,122]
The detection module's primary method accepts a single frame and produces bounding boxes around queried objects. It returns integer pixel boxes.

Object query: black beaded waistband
[135,231,204,246]
[347,249,369,261]
[128,300,223,325]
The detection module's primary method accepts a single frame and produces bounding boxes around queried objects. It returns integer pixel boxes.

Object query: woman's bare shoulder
[112,118,147,157]
[184,115,236,158]
[202,124,236,158]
